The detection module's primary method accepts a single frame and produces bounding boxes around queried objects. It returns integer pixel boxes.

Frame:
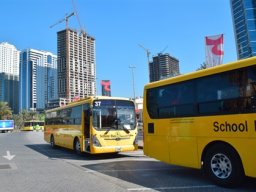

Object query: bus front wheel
[203,144,244,188]
[74,138,81,155]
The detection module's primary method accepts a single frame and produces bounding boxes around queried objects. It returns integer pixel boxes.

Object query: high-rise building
[0,42,20,114]
[149,59,160,82]
[0,73,19,114]
[149,53,180,82]
[57,29,96,100]
[230,0,256,59]
[19,49,57,111]
[0,42,20,76]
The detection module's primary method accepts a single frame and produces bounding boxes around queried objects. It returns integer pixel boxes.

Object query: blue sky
[0,0,237,98]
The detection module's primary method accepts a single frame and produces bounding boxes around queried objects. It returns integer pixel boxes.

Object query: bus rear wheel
[74,138,81,155]
[203,144,244,188]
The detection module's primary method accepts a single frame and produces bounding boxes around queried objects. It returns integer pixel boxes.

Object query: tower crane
[49,12,75,29]
[160,45,168,54]
[138,44,151,81]
[138,44,151,63]
[71,0,86,33]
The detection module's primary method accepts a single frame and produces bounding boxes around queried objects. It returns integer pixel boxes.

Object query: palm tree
[21,110,32,121]
[0,102,12,120]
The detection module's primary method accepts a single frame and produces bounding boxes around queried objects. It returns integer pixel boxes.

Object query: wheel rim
[75,140,80,152]
[210,153,232,179]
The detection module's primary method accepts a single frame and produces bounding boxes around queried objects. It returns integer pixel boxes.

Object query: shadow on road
[26,144,256,191]
[82,160,256,192]
[25,144,139,161]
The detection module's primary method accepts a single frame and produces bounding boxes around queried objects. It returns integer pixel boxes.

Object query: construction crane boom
[49,12,75,29]
[160,45,168,54]
[71,0,85,33]
[138,44,151,59]
[138,44,151,82]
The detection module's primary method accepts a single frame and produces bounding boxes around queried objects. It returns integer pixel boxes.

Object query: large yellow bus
[22,120,44,131]
[44,96,138,154]
[143,57,256,187]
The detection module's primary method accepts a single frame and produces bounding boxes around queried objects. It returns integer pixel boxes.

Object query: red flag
[73,95,80,102]
[205,34,224,68]
[101,80,111,96]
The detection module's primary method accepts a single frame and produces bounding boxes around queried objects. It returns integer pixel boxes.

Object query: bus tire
[50,135,55,148]
[74,138,81,155]
[203,143,244,188]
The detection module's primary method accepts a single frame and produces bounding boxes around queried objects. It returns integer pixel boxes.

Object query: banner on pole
[101,80,111,96]
[205,34,224,68]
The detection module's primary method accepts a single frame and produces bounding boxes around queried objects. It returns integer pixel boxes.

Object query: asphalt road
[0,131,255,192]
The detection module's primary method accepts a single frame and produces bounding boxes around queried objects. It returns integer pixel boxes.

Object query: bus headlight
[92,135,102,147]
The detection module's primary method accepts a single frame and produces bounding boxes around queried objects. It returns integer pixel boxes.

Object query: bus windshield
[92,100,136,131]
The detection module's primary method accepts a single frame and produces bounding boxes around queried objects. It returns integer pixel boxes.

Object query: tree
[0,102,12,120]
[13,114,23,130]
[13,110,45,130]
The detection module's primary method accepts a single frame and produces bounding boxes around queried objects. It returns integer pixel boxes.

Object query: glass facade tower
[19,49,57,112]
[231,0,256,59]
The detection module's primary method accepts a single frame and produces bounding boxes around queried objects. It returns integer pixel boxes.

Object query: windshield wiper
[122,125,130,133]
[104,119,119,134]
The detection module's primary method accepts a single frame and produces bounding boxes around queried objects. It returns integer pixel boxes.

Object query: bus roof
[46,96,134,112]
[144,56,256,89]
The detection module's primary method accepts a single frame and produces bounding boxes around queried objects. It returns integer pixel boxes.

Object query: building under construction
[57,28,96,100]
[149,53,180,82]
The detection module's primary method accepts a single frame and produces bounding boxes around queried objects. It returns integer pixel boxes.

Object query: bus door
[83,104,91,152]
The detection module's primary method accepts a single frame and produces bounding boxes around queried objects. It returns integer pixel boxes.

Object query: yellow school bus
[143,57,256,187]
[22,121,44,131]
[44,96,138,154]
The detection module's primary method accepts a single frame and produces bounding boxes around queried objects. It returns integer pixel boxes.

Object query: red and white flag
[205,34,224,68]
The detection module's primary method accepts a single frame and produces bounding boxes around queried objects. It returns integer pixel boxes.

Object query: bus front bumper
[90,144,138,154]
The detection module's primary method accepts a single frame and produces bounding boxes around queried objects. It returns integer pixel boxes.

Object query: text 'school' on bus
[44,96,138,154]
[143,57,256,188]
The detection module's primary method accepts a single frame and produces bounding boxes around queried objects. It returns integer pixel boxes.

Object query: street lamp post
[129,65,136,100]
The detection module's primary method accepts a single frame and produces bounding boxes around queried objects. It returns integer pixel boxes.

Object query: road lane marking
[127,185,216,191]
[83,167,183,173]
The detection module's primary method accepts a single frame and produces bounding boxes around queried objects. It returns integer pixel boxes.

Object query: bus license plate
[115,147,121,152]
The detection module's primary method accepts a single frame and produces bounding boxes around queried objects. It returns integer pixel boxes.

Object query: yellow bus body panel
[144,105,256,178]
[90,129,138,154]
[143,57,256,178]
[44,125,83,150]
[21,126,34,131]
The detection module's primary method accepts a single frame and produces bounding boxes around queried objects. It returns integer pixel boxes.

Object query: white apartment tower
[0,42,20,75]
[57,28,96,100]
[20,49,57,111]
[0,42,20,113]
